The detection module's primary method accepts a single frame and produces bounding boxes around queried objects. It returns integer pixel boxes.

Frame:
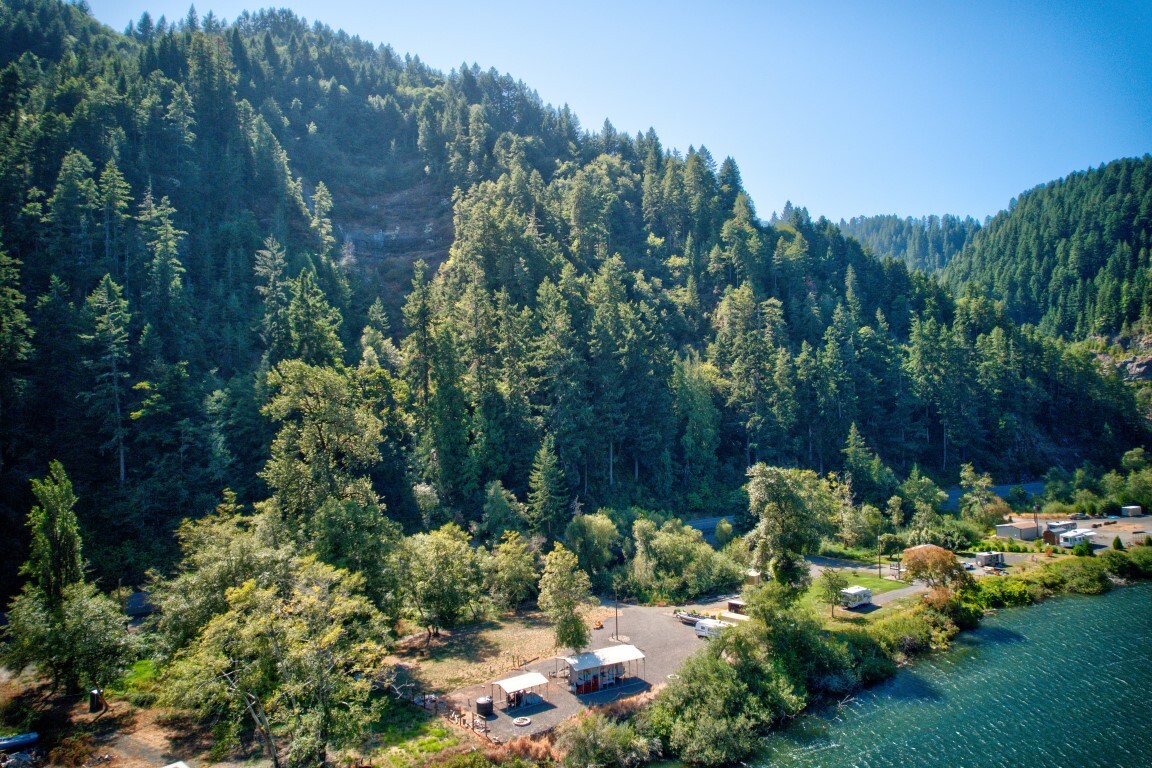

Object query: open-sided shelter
[490,671,549,709]
[561,644,646,694]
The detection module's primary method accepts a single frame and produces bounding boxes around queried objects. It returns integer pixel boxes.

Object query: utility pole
[877,528,883,579]
[614,580,620,641]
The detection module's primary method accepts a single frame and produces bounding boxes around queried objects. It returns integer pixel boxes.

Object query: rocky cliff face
[1098,336,1152,381]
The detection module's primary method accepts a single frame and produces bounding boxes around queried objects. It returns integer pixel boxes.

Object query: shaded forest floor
[0,671,264,768]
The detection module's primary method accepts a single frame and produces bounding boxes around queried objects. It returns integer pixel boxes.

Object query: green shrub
[1071,541,1095,557]
[1125,545,1152,577]
[1099,550,1137,580]
[868,611,934,659]
[641,651,767,767]
[976,576,1033,608]
[839,630,897,686]
[555,712,654,768]
[1042,500,1076,517]
[1046,557,1112,595]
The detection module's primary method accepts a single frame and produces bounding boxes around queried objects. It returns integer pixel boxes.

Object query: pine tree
[529,434,568,539]
[254,236,292,361]
[0,245,32,469]
[79,275,131,486]
[285,270,344,366]
[97,159,132,277]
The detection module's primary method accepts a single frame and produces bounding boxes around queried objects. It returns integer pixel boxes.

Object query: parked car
[1070,513,1088,520]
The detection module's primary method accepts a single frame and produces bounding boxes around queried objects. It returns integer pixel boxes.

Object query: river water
[755,583,1152,768]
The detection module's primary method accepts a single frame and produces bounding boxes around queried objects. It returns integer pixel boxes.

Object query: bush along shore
[441,543,1152,768]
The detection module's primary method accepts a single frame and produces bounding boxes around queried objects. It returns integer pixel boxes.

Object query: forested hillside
[943,157,1152,339]
[840,214,981,272]
[0,0,1147,599]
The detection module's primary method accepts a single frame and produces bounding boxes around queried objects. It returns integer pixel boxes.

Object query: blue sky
[86,0,1152,222]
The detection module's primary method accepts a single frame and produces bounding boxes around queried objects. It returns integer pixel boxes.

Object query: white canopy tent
[490,671,549,709]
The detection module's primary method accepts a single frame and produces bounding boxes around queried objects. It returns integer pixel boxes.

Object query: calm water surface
[755,583,1152,768]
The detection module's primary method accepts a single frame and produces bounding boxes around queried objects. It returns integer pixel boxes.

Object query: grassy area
[817,541,879,564]
[106,659,161,706]
[368,700,461,768]
[798,571,907,619]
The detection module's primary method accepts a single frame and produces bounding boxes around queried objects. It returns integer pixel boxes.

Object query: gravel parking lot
[446,601,704,741]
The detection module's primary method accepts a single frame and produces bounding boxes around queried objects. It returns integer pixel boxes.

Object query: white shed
[1122,505,1142,517]
[490,671,549,709]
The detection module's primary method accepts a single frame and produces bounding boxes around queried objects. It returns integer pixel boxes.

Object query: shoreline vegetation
[445,545,1152,768]
[5,460,1152,768]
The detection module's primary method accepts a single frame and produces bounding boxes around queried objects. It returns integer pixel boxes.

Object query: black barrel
[476,696,493,717]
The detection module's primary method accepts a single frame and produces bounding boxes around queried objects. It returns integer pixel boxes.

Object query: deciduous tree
[539,543,592,651]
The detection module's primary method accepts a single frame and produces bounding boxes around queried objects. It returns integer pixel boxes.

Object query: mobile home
[839,585,873,608]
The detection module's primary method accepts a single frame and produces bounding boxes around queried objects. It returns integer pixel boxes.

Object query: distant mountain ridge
[943,157,1152,340]
[840,214,982,272]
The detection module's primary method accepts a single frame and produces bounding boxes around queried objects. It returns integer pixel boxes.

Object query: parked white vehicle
[694,618,732,639]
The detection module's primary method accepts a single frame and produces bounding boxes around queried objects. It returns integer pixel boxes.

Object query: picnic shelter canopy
[492,671,549,696]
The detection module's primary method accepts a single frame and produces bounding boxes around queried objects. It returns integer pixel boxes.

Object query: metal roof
[492,671,549,694]
[841,586,871,595]
[563,644,646,672]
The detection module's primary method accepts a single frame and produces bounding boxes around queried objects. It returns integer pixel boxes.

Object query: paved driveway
[446,601,705,741]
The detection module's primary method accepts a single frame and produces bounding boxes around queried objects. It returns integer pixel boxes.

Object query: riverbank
[756,580,1152,767]
[443,545,1152,768]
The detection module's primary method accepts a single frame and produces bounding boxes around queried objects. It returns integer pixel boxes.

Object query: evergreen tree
[0,245,32,469]
[529,434,568,539]
[79,275,131,486]
[285,270,344,366]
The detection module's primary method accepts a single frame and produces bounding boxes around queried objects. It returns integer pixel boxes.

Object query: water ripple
[757,583,1152,768]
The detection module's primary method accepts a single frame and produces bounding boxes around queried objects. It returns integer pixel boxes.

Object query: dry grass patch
[389,607,613,693]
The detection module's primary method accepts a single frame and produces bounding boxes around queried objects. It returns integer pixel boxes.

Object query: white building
[1122,505,1142,517]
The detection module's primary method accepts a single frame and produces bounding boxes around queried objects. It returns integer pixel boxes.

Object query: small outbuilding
[562,644,646,695]
[490,671,550,710]
[1122,505,1142,517]
[995,521,1038,541]
[727,598,746,615]
[975,551,1004,567]
[839,585,872,608]
[1058,529,1097,548]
